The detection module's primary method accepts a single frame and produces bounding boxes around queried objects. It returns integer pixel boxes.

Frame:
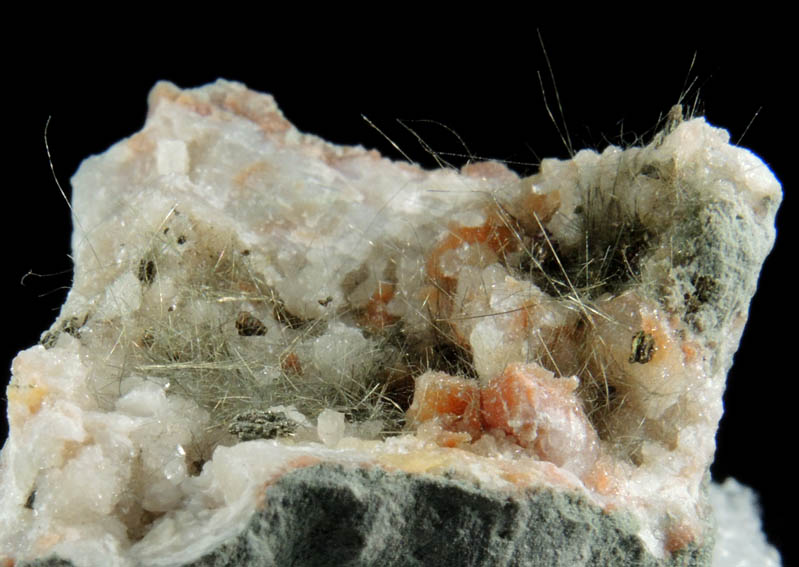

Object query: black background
[3,21,793,564]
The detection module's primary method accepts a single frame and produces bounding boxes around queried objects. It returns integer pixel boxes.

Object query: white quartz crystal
[0,80,781,566]
[710,479,782,567]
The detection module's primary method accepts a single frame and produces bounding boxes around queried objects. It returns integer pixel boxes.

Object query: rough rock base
[23,464,711,567]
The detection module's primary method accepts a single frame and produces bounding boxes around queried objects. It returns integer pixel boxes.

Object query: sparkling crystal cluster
[0,80,781,566]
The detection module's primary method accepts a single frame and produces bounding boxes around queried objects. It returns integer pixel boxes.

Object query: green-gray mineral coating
[21,464,712,567]
[18,560,75,567]
[668,197,775,337]
[228,409,299,441]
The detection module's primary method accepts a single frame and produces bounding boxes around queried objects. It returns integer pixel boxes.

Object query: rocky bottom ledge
[20,464,711,567]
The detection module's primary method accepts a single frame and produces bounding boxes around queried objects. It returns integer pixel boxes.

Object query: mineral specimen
[0,80,782,566]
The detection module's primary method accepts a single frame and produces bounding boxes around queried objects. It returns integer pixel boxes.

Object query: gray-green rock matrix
[22,464,712,567]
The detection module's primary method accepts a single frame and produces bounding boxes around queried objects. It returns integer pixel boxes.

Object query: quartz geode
[0,80,781,566]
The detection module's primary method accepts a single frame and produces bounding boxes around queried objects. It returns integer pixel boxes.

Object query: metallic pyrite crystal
[0,80,781,566]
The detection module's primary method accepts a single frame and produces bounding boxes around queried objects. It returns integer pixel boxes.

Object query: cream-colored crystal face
[0,81,781,566]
